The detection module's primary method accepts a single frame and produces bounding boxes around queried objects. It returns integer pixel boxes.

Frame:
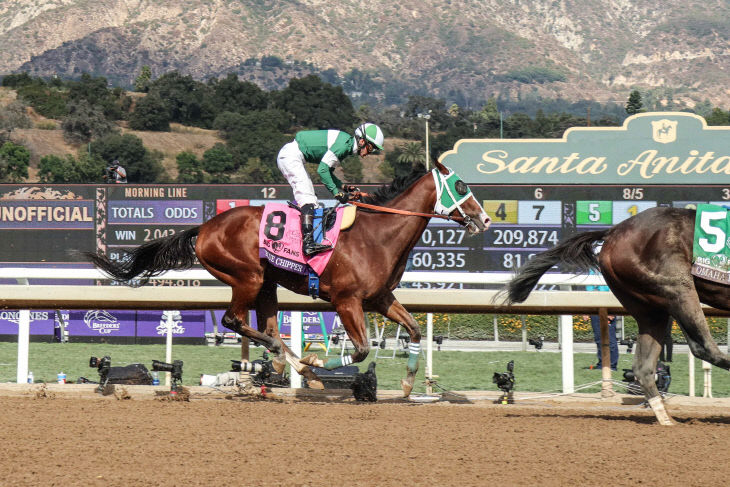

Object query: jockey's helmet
[355,123,385,152]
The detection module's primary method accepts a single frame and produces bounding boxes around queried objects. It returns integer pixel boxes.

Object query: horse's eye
[454,180,468,196]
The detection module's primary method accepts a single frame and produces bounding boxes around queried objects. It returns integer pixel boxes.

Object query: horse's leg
[254,280,288,374]
[221,288,283,352]
[630,307,676,426]
[371,292,422,397]
[669,292,730,370]
[252,282,323,388]
[303,297,370,370]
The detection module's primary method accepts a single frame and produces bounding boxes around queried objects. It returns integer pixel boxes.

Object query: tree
[224,109,290,166]
[37,153,105,183]
[134,65,152,93]
[231,157,280,183]
[176,151,205,183]
[0,141,30,182]
[212,111,246,139]
[202,144,235,183]
[149,71,212,127]
[67,73,122,120]
[205,74,268,115]
[129,93,171,131]
[38,154,77,183]
[340,155,363,182]
[704,108,730,126]
[90,133,164,182]
[626,90,643,115]
[272,75,356,129]
[0,101,32,130]
[62,99,117,144]
[396,142,426,167]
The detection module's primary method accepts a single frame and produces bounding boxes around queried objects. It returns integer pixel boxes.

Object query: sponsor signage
[0,310,55,334]
[136,310,206,338]
[441,112,730,184]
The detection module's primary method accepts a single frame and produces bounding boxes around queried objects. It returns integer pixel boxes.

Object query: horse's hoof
[658,417,677,426]
[300,367,325,390]
[271,356,286,375]
[299,354,323,367]
[401,378,414,397]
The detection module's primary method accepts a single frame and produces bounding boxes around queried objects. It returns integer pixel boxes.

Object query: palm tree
[396,142,425,166]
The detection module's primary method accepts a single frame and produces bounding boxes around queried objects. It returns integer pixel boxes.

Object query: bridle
[348,168,481,232]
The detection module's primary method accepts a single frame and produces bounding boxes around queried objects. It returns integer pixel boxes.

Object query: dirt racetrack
[1,384,730,487]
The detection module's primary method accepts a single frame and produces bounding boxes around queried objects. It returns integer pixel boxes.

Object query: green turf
[1,342,728,397]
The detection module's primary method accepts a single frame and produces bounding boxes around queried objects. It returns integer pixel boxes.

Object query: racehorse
[86,161,490,395]
[503,206,730,425]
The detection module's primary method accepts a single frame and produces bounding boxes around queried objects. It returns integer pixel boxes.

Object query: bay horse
[503,206,730,425]
[87,161,490,395]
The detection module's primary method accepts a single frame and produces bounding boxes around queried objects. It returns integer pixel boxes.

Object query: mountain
[1,0,729,109]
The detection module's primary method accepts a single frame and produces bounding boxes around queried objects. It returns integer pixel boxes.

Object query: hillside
[1,1,729,108]
[1,87,394,183]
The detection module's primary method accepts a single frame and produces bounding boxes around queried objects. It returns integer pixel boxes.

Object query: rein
[349,199,465,223]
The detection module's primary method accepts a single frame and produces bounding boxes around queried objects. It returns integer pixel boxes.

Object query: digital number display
[1,183,728,276]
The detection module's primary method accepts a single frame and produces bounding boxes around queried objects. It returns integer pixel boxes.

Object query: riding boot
[301,204,331,257]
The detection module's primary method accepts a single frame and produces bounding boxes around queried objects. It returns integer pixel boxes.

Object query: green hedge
[367,313,730,344]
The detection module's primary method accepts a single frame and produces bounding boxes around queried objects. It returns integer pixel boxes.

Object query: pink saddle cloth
[258,203,344,275]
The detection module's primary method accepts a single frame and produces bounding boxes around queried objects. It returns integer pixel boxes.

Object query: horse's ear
[434,160,449,174]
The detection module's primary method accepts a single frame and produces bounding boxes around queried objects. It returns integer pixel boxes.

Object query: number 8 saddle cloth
[258,203,356,276]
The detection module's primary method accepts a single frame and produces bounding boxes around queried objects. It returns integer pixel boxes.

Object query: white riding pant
[277,141,318,207]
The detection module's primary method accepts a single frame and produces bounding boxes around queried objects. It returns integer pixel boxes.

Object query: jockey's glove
[344,184,360,193]
[334,192,350,204]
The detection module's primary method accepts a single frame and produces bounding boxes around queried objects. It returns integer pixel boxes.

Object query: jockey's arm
[317,153,342,194]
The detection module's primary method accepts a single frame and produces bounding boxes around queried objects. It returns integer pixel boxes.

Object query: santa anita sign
[440,112,730,185]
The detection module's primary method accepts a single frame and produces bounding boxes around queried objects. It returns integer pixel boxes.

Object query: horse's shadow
[504,412,730,425]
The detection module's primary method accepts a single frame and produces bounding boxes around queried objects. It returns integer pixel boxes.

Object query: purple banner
[108,200,203,224]
[204,310,341,337]
[136,310,206,338]
[0,201,94,229]
[0,310,55,335]
[65,310,137,337]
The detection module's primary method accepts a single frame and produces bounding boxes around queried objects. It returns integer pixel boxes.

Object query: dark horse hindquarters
[504,206,730,425]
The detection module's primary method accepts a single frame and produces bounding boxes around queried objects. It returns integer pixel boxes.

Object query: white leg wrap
[409,342,420,355]
[648,396,675,426]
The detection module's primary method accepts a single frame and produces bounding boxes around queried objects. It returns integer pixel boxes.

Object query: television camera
[493,360,515,404]
[622,362,671,395]
[620,337,635,353]
[231,352,289,388]
[152,360,184,393]
[89,355,112,393]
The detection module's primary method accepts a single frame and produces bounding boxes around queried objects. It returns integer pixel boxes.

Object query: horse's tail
[85,226,200,286]
[503,230,607,304]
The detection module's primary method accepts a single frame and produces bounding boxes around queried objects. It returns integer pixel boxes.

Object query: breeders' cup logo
[156,310,185,335]
[651,119,678,144]
[272,240,284,252]
[84,310,121,334]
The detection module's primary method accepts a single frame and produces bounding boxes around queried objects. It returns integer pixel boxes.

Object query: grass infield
[1,342,728,397]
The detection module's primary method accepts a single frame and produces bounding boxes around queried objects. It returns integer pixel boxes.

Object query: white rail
[3,267,724,396]
[0,267,607,286]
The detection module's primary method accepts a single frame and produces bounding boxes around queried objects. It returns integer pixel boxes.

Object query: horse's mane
[360,163,428,205]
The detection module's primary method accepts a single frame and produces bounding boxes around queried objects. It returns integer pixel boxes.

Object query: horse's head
[432,160,491,234]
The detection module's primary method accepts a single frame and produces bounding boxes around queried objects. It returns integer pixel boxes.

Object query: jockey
[276,123,385,257]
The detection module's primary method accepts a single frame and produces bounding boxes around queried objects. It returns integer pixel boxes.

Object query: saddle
[258,203,354,277]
